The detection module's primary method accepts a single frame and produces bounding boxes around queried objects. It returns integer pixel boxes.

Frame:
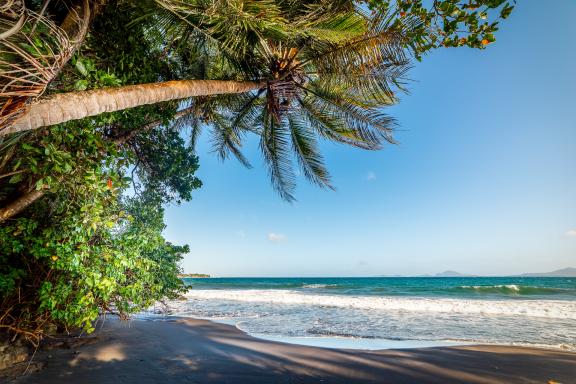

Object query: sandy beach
[8,317,576,384]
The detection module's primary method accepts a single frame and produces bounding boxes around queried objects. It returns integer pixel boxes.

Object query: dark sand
[11,318,576,383]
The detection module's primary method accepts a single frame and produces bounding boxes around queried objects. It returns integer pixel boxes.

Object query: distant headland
[428,270,476,277]
[379,267,576,278]
[178,273,211,278]
[517,267,576,277]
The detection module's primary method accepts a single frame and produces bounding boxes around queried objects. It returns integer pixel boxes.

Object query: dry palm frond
[0,1,26,40]
[0,2,88,134]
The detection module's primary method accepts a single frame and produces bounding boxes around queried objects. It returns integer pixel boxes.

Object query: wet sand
[11,318,576,383]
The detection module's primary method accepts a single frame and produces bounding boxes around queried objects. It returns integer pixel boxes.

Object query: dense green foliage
[0,2,200,343]
[0,122,194,339]
[366,0,515,59]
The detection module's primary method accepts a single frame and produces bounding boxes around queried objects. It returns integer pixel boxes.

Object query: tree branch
[112,105,197,145]
[0,189,44,224]
[0,169,26,179]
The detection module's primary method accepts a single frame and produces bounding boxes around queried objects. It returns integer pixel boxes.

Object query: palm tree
[152,0,413,200]
[0,0,415,221]
[0,0,288,135]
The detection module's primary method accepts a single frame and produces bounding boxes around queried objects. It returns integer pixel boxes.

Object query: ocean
[157,277,576,351]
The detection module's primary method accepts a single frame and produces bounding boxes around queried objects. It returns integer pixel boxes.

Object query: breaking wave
[183,289,575,320]
[454,285,573,295]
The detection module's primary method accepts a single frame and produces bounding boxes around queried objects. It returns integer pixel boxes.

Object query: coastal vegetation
[178,273,211,278]
[0,0,513,345]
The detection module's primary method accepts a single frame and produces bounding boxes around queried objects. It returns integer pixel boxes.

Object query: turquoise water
[182,277,576,300]
[160,277,576,350]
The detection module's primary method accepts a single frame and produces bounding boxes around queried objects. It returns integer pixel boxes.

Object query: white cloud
[234,230,246,239]
[267,232,286,242]
[366,171,377,181]
[564,229,576,238]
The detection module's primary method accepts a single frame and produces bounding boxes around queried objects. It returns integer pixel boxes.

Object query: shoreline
[10,317,576,383]
[190,316,573,352]
[250,333,468,350]
[145,315,470,350]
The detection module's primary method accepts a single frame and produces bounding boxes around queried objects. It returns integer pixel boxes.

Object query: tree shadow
[11,318,576,384]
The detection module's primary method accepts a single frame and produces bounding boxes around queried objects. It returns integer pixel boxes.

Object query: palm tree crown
[151,0,415,201]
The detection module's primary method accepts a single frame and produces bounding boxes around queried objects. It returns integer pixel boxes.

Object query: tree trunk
[0,189,44,224]
[2,80,264,136]
[0,105,199,222]
[60,0,91,40]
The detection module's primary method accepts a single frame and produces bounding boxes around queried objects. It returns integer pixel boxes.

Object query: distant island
[517,267,576,277]
[430,270,476,277]
[377,267,576,278]
[378,271,475,277]
[178,273,211,278]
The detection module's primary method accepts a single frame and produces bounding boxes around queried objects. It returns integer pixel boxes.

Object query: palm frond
[209,112,252,168]
[287,112,331,188]
[297,95,381,150]
[0,3,88,133]
[153,0,291,77]
[260,109,295,202]
[300,81,397,145]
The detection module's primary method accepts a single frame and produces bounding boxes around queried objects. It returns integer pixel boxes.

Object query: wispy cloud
[366,171,377,181]
[564,229,576,238]
[267,232,286,243]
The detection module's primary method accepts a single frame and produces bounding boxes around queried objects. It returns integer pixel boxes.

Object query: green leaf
[500,4,514,19]
[35,179,44,190]
[75,60,89,76]
[74,80,89,91]
[8,173,22,184]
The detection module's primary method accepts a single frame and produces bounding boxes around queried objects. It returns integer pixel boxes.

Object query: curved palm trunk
[2,80,264,136]
[0,104,210,222]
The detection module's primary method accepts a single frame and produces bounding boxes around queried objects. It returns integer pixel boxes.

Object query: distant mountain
[377,268,576,278]
[518,267,576,277]
[433,270,475,277]
[378,271,475,277]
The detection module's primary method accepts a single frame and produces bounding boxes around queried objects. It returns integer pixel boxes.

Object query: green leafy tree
[0,2,201,343]
[365,0,515,59]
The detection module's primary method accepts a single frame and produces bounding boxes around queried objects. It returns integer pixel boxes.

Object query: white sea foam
[302,284,332,288]
[183,289,576,319]
[460,284,520,290]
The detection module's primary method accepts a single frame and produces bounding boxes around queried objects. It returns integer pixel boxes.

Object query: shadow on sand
[11,318,576,384]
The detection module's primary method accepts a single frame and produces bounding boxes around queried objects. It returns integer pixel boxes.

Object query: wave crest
[455,285,571,295]
[301,284,339,289]
[183,289,575,319]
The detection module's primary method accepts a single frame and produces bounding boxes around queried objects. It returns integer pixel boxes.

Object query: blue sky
[165,1,576,277]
